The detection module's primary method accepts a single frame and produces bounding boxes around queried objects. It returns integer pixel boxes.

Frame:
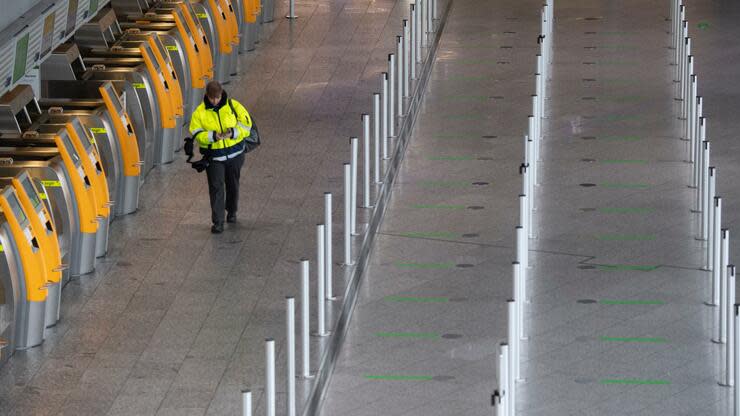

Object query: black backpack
[228,99,260,153]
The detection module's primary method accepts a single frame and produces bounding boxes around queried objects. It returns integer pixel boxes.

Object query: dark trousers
[206,152,245,225]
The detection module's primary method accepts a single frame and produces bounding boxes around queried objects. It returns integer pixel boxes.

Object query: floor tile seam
[376,231,511,249]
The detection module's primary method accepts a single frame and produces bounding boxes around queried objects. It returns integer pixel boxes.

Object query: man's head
[206,81,223,106]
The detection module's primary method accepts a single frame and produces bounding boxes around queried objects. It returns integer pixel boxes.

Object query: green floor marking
[600,31,631,35]
[599,182,650,189]
[418,180,470,188]
[385,296,450,303]
[600,336,668,343]
[395,261,455,270]
[443,75,487,81]
[608,95,644,102]
[602,135,641,142]
[601,379,670,385]
[427,156,475,161]
[601,299,665,305]
[598,207,654,214]
[602,114,640,122]
[698,22,710,30]
[365,375,434,381]
[375,332,440,339]
[600,159,648,164]
[399,232,459,239]
[598,264,659,272]
[431,132,481,139]
[411,204,466,209]
[596,234,656,241]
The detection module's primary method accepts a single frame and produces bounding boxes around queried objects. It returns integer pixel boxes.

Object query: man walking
[189,81,254,233]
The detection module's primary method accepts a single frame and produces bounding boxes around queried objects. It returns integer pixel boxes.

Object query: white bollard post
[726,264,736,388]
[712,197,723,308]
[513,261,526,341]
[692,107,704,189]
[518,199,529,270]
[344,163,353,265]
[373,93,380,169]
[397,36,404,114]
[365,114,379,185]
[242,390,252,416]
[286,297,296,416]
[700,143,711,241]
[362,116,373,204]
[315,224,328,336]
[285,0,297,18]
[300,260,313,378]
[432,0,438,21]
[707,167,716,271]
[389,54,396,138]
[499,343,509,416]
[735,303,740,412]
[416,0,423,63]
[350,137,359,235]
[721,229,730,344]
[382,74,389,160]
[324,193,334,300]
[410,5,417,80]
[508,299,519,413]
[403,21,411,95]
[265,338,275,416]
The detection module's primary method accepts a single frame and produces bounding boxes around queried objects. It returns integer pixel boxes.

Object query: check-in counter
[0,143,98,278]
[40,54,153,180]
[38,81,142,216]
[190,0,240,83]
[234,0,261,53]
[0,173,64,328]
[0,185,49,349]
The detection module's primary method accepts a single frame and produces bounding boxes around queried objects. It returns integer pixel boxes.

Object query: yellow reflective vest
[189,94,253,160]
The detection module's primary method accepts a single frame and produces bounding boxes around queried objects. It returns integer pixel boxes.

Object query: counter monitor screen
[7,192,27,225]
[21,178,41,209]
[59,132,81,164]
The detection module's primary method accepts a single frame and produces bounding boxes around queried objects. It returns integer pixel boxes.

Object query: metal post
[432,0,437,21]
[299,260,312,378]
[389,54,396,138]
[286,297,296,416]
[700,143,710,241]
[735,303,740,413]
[365,114,379,185]
[416,0,423,62]
[397,36,404,114]
[362,123,371,208]
[265,338,275,416]
[420,0,427,47]
[499,343,509,416]
[285,0,297,18]
[344,163,353,265]
[324,193,334,300]
[518,196,528,269]
[403,21,410,95]
[721,229,730,344]
[713,197,723,308]
[350,137,359,235]
[508,299,519,402]
[727,264,736,387]
[373,93,381,171]
[315,224,328,336]
[514,261,526,341]
[410,5,417,80]
[242,390,252,416]
[382,73,389,160]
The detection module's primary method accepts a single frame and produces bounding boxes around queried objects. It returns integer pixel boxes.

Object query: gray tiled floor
[0,0,423,414]
[318,0,739,415]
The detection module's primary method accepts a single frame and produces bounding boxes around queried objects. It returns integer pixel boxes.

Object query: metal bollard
[373,93,380,171]
[721,229,730,344]
[735,303,740,414]
[712,197,723,308]
[727,264,736,387]
[382,74,389,160]
[299,260,313,378]
[286,0,297,19]
[365,114,379,185]
[706,167,716,270]
[350,137,359,235]
[692,106,704,188]
[416,0,423,62]
[362,127,371,208]
[403,21,411,95]
[513,261,526,341]
[265,338,276,416]
[508,299,519,412]
[397,37,404,115]
[410,5,417,80]
[343,163,353,265]
[700,143,710,241]
[518,197,529,269]
[389,54,396,138]
[286,297,296,416]
[324,193,334,300]
[242,390,252,416]
[432,0,438,21]
[315,224,329,336]
[499,343,509,416]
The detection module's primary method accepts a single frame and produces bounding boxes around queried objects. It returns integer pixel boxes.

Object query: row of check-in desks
[0,0,273,363]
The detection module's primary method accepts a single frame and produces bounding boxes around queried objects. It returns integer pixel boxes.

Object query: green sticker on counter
[166,45,178,51]
[132,83,146,89]
[41,180,61,188]
[197,13,208,18]
[0,244,4,253]
[90,127,106,134]
[39,193,47,200]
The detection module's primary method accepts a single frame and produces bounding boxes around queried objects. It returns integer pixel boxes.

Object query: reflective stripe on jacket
[189,93,253,160]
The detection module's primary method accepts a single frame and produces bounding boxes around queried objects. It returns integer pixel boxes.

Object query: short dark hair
[206,81,223,100]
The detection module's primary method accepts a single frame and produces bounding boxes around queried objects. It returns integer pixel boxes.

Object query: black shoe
[226,213,237,223]
[211,223,224,234]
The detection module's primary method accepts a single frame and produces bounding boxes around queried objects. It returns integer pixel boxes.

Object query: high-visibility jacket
[189,92,253,161]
